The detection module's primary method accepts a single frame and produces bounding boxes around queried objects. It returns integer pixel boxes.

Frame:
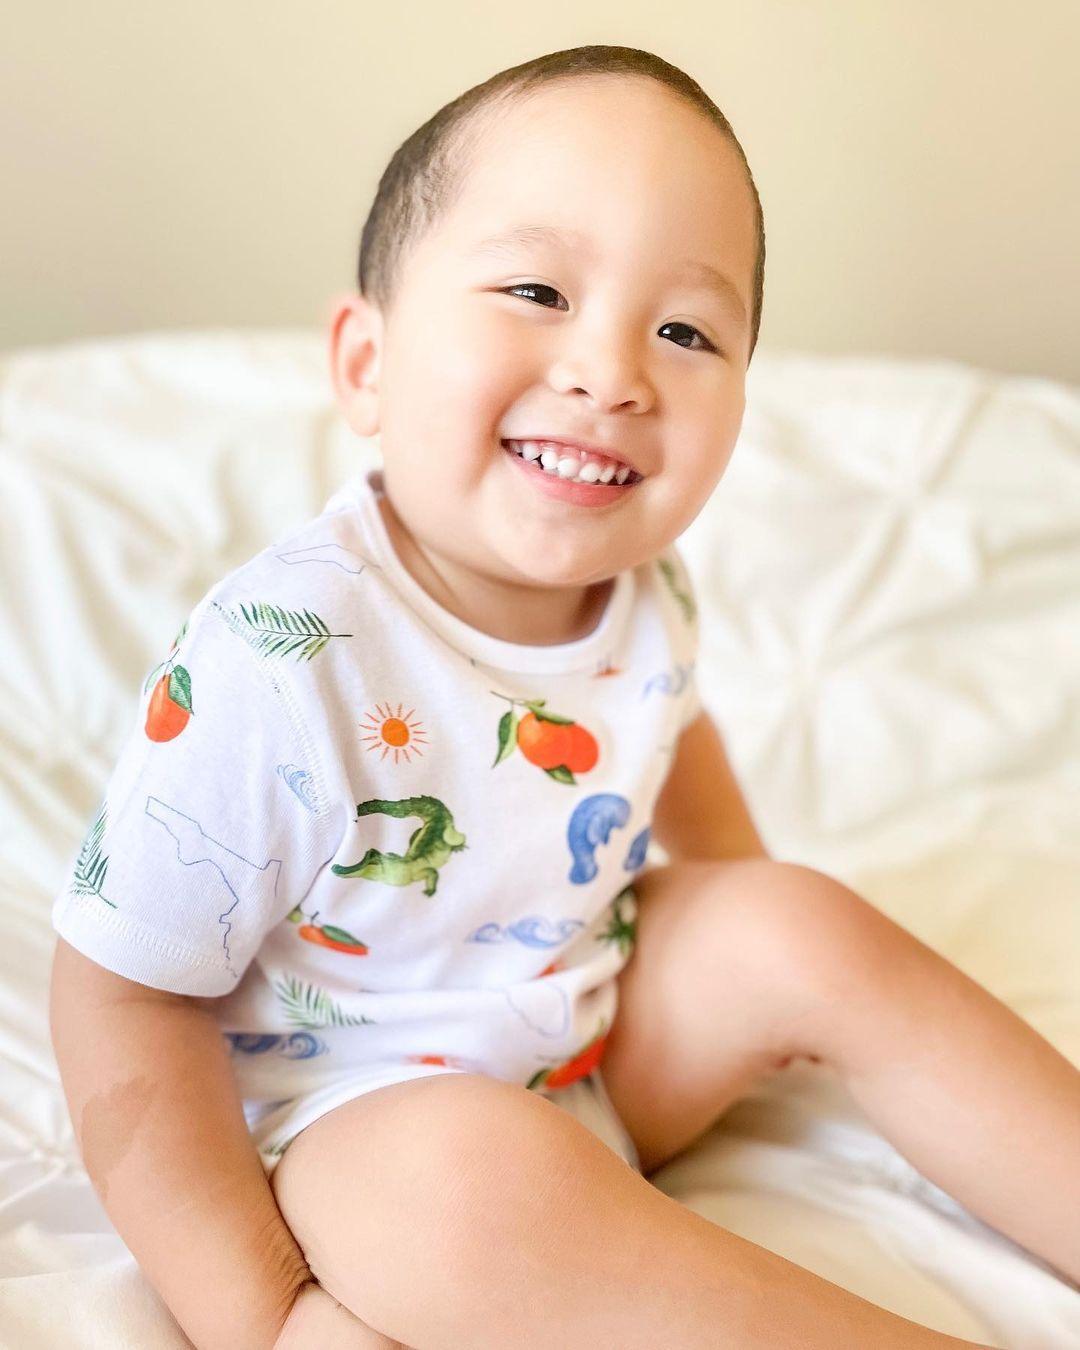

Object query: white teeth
[506,440,639,486]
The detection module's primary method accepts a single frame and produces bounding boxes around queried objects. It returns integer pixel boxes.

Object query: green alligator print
[331,795,467,896]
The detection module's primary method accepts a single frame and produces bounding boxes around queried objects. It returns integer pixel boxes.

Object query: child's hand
[273,1280,403,1350]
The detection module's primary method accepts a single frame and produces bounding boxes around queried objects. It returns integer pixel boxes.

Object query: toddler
[49,44,1080,1350]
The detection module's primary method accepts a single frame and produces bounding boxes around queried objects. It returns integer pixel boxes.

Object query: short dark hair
[357,45,766,362]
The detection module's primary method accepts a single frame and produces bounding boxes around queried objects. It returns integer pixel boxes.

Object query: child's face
[331,77,756,620]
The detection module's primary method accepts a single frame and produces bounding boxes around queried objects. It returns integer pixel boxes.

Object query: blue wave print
[467,915,586,948]
[641,660,694,700]
[225,1032,329,1060]
[623,825,651,871]
[277,763,319,811]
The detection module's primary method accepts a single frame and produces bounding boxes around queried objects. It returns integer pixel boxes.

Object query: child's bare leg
[805,871,1080,1285]
[270,1071,989,1349]
[602,859,1080,1290]
[274,1280,404,1349]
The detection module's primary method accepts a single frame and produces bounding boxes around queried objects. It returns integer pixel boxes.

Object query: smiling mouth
[500,439,644,509]
[500,440,644,486]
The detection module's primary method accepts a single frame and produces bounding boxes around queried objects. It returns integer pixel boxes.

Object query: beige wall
[3,1,1077,383]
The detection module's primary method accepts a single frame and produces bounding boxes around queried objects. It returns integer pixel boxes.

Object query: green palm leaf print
[70,802,117,908]
[599,885,636,956]
[211,601,349,662]
[272,974,374,1028]
[261,1134,297,1158]
[656,556,696,625]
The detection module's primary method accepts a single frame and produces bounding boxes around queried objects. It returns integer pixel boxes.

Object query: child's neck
[376,493,614,648]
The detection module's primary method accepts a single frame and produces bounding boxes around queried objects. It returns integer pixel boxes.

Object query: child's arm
[652,709,770,863]
[49,937,348,1350]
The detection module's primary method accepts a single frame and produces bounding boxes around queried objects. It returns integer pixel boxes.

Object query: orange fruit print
[297,924,370,955]
[527,1030,608,1091]
[492,696,600,784]
[142,625,192,742]
[516,712,570,768]
[516,712,599,773]
[288,906,369,955]
[145,671,192,742]
[563,722,599,773]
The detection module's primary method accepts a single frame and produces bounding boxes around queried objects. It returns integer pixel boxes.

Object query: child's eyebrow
[467,222,748,328]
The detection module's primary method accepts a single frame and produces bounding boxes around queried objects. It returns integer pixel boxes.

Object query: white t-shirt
[52,466,702,1153]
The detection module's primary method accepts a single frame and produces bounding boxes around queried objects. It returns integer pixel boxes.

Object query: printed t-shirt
[51,466,703,1143]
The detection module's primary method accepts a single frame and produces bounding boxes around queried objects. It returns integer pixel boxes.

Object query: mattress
[0,330,1077,1347]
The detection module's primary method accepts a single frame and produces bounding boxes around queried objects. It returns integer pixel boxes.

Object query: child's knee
[268,1071,604,1336]
[744,864,929,1060]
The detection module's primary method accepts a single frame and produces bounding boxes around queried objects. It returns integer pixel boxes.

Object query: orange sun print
[359,703,429,763]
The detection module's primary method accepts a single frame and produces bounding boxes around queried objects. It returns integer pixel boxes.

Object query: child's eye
[658,321,717,354]
[503,282,567,310]
[500,284,717,354]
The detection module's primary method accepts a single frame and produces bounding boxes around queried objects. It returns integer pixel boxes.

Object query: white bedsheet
[0,331,1077,1347]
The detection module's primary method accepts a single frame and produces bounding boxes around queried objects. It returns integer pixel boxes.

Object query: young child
[49,44,1079,1350]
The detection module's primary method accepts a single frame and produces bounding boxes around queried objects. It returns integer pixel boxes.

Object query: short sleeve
[51,595,346,997]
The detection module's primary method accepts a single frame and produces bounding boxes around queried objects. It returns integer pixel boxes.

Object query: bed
[1,330,1077,1347]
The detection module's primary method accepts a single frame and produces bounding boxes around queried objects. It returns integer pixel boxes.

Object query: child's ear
[326,291,382,438]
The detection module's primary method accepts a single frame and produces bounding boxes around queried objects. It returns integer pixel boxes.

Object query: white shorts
[247,1065,641,1176]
